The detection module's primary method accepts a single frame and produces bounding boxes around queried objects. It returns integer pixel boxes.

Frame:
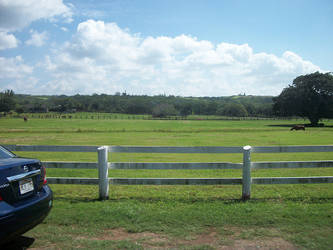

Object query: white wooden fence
[4,144,333,200]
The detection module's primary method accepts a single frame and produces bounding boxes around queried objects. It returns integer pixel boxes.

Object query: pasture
[1,116,333,249]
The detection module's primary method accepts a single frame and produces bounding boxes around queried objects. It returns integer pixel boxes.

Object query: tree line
[1,72,332,124]
[0,91,274,118]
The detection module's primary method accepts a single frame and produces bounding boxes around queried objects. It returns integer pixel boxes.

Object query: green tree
[178,103,192,117]
[152,103,178,118]
[125,97,151,114]
[273,72,333,125]
[217,103,248,117]
[0,89,15,112]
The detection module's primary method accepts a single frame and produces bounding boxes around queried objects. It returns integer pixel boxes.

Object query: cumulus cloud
[0,56,40,93]
[0,31,18,50]
[0,0,73,32]
[25,30,48,47]
[0,0,72,52]
[39,20,322,96]
[0,56,33,78]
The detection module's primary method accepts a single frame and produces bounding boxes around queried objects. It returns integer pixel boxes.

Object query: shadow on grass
[1,236,35,250]
[267,124,333,128]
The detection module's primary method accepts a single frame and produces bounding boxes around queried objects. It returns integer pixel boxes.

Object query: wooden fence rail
[4,144,333,200]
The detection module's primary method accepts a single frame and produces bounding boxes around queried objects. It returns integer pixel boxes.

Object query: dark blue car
[0,146,53,244]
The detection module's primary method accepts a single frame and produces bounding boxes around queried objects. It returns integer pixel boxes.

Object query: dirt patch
[92,227,297,249]
[99,228,168,243]
[226,238,297,250]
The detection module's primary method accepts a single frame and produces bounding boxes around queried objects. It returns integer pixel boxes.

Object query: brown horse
[290,125,305,131]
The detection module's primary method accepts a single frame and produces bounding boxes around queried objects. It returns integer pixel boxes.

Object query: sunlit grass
[1,116,332,249]
[25,183,333,249]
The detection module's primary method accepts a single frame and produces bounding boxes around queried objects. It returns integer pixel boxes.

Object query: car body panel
[0,146,53,244]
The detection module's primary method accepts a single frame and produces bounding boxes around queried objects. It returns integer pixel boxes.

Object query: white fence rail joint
[4,144,333,200]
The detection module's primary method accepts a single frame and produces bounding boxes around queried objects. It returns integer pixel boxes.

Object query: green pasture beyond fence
[5,144,333,200]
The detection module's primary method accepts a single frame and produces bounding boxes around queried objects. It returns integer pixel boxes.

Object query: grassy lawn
[25,184,333,249]
[1,117,333,249]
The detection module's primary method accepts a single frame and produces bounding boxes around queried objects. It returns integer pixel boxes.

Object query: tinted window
[0,146,15,159]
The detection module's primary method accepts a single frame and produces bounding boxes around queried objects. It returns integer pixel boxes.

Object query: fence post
[242,145,252,201]
[98,146,109,200]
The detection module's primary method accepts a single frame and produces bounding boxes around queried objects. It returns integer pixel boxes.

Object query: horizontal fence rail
[44,162,97,169]
[109,161,333,170]
[252,161,333,169]
[3,144,333,200]
[251,145,333,153]
[109,146,243,154]
[252,176,333,184]
[47,177,99,185]
[109,178,243,185]
[109,162,243,170]
[43,161,333,170]
[4,144,98,152]
[46,176,333,186]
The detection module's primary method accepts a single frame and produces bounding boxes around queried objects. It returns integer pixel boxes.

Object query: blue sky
[0,0,332,96]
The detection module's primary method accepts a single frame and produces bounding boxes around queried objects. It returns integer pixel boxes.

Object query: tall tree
[273,72,333,125]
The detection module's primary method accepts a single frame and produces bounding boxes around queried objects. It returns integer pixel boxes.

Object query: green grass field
[1,117,333,249]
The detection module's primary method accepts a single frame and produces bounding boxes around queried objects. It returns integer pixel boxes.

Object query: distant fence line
[4,144,333,200]
[1,112,313,121]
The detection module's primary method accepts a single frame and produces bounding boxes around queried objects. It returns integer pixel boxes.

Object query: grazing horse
[290,125,305,131]
[23,116,28,122]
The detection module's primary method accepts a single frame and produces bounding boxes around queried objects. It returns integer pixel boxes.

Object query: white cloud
[0,56,35,92]
[37,20,322,96]
[0,0,72,51]
[0,56,33,78]
[25,30,48,47]
[0,76,39,94]
[0,0,73,32]
[0,31,18,50]
[0,56,67,94]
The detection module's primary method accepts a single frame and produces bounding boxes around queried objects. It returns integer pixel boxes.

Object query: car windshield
[0,146,15,159]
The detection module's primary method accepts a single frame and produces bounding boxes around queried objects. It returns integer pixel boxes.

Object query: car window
[0,146,15,159]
